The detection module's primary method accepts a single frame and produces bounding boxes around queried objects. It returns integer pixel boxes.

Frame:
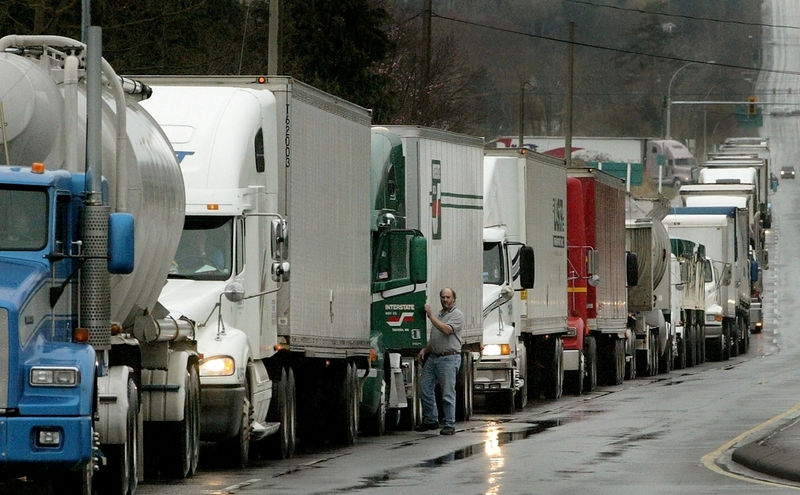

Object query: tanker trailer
[0,31,198,494]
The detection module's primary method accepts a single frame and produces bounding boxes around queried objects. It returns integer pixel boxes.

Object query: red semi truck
[565,169,632,387]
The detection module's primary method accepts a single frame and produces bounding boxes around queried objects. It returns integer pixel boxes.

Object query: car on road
[781,166,796,179]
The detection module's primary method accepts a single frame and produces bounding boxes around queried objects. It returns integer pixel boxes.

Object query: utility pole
[565,21,575,168]
[268,0,282,74]
[81,0,90,43]
[423,0,432,85]
[518,80,525,148]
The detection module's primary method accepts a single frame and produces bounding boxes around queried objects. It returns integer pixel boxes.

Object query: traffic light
[747,96,758,115]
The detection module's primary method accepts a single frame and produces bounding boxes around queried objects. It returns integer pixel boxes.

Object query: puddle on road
[418,420,563,468]
[344,420,565,492]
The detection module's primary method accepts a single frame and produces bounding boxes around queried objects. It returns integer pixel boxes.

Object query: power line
[564,0,800,31]
[431,12,800,76]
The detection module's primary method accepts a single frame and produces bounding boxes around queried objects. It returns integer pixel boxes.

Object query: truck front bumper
[474,360,513,391]
[705,323,723,338]
[0,415,92,473]
[200,384,246,441]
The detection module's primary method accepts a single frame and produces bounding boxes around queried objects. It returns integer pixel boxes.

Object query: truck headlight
[199,356,235,376]
[482,344,511,356]
[29,367,79,387]
[706,314,722,323]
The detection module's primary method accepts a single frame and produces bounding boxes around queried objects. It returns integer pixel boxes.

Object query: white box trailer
[380,125,484,420]
[139,75,371,463]
[663,206,750,361]
[477,148,568,409]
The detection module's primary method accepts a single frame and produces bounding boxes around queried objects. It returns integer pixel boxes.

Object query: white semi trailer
[476,149,568,411]
[139,76,372,465]
[377,126,484,420]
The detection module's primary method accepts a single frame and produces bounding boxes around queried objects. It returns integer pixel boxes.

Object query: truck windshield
[483,242,504,285]
[0,187,48,251]
[169,216,233,281]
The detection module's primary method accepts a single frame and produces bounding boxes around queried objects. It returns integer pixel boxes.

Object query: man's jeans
[420,353,462,428]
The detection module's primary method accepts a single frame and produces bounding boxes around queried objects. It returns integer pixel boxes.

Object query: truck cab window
[170,216,233,280]
[255,128,265,173]
[483,242,504,285]
[0,188,48,251]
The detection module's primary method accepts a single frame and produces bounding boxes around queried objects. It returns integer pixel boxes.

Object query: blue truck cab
[0,164,132,477]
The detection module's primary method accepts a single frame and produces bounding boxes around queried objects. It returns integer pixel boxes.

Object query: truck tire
[729,322,739,358]
[685,323,695,368]
[584,335,598,391]
[98,377,138,495]
[333,362,358,445]
[502,389,515,414]
[698,324,706,364]
[543,338,564,400]
[707,335,723,361]
[659,337,673,374]
[223,375,252,468]
[674,335,686,370]
[723,323,732,360]
[514,346,528,410]
[456,352,473,421]
[166,363,200,478]
[362,376,387,436]
[267,366,297,459]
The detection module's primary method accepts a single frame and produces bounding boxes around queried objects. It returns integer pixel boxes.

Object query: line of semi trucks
[0,33,772,494]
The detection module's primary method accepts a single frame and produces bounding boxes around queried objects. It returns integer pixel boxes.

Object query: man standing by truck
[416,287,464,435]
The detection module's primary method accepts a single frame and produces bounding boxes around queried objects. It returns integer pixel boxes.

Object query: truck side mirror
[626,251,639,287]
[108,213,134,274]
[270,218,288,260]
[518,245,534,289]
[409,235,427,284]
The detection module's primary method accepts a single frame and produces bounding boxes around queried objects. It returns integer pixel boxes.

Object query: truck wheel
[699,325,706,364]
[514,346,528,409]
[685,325,695,368]
[167,363,200,478]
[674,335,686,370]
[267,367,292,458]
[722,324,732,360]
[98,377,138,495]
[456,352,473,421]
[224,376,252,468]
[707,336,723,361]
[584,336,598,391]
[286,367,297,457]
[503,389,515,414]
[659,338,673,374]
[334,362,358,445]
[729,323,739,358]
[543,338,564,400]
[363,377,387,436]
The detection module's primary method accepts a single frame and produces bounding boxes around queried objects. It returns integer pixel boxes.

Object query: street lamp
[665,60,714,139]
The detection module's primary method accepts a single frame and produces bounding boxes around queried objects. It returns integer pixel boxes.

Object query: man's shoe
[415,421,439,432]
[440,426,455,435]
